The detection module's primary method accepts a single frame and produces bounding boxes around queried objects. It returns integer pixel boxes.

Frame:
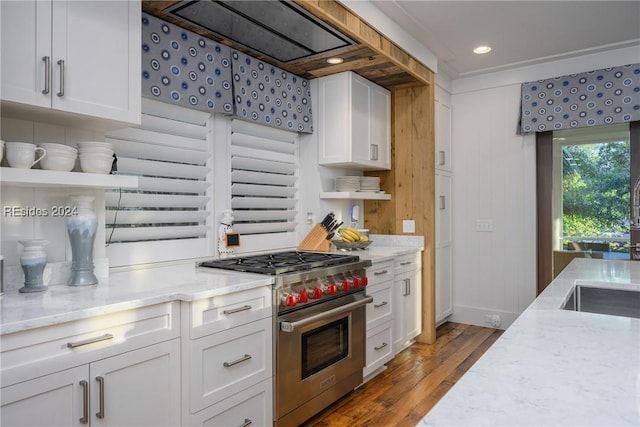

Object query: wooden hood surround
[143,0,437,344]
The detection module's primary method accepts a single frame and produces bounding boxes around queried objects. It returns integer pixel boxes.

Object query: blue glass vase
[67,195,98,286]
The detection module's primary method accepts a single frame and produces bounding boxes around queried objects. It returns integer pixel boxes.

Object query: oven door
[276,292,372,423]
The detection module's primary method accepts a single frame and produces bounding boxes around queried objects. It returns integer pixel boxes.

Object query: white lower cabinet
[182,286,273,426]
[363,260,395,380]
[393,252,422,355]
[0,338,181,426]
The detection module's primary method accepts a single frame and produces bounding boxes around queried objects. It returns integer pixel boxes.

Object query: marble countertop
[0,235,423,336]
[420,258,640,426]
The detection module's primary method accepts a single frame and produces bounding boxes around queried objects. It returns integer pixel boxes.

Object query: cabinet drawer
[365,280,393,330]
[363,321,393,378]
[1,301,179,387]
[188,317,272,413]
[186,286,272,339]
[367,260,394,286]
[395,251,421,275]
[188,378,272,427]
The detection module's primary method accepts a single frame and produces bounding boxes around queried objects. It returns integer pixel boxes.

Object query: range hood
[165,0,356,63]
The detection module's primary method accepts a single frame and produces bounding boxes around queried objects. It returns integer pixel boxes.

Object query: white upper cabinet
[317,71,391,170]
[1,0,141,126]
[435,86,452,172]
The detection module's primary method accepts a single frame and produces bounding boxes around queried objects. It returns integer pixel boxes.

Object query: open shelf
[320,191,392,200]
[0,167,138,189]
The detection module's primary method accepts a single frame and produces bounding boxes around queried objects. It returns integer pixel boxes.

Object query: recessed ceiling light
[326,57,344,64]
[473,46,492,54]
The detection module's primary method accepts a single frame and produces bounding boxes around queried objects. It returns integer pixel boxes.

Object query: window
[104,99,212,267]
[230,119,299,253]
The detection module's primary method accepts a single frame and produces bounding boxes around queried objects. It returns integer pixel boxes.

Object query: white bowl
[77,141,113,150]
[39,143,77,155]
[79,154,113,174]
[41,152,77,172]
[78,147,114,156]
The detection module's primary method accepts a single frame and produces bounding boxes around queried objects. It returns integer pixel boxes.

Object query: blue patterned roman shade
[141,13,234,114]
[231,50,313,133]
[520,64,640,133]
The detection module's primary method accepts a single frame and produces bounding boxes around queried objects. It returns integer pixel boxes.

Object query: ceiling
[371,1,640,79]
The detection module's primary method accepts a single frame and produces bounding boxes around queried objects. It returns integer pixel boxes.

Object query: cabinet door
[0,0,52,108]
[436,245,453,323]
[0,365,87,427]
[350,73,372,166]
[317,74,351,165]
[90,339,181,427]
[435,98,452,171]
[370,83,391,169]
[394,269,422,354]
[51,0,140,123]
[436,173,453,246]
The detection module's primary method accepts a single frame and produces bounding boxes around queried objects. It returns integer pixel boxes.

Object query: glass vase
[67,195,98,286]
[19,239,48,293]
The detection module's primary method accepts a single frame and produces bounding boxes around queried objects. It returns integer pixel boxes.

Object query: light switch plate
[476,219,493,232]
[402,220,415,233]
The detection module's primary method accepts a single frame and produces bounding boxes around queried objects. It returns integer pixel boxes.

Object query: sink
[563,284,640,319]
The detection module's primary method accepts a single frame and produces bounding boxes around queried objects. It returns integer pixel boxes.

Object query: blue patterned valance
[141,13,234,114]
[520,64,640,133]
[231,50,313,133]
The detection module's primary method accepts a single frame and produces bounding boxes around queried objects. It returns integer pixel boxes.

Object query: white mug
[5,142,46,169]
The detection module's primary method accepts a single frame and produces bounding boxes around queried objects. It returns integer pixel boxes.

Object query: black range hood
[165,0,356,63]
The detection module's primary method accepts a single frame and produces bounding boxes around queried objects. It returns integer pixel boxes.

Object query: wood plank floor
[303,322,503,427]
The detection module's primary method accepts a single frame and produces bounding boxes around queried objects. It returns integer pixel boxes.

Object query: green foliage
[562,140,630,249]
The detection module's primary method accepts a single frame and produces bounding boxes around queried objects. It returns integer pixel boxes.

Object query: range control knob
[283,294,296,307]
[341,280,351,291]
[361,276,369,286]
[327,284,338,295]
[312,287,323,299]
[299,290,309,303]
[353,277,362,288]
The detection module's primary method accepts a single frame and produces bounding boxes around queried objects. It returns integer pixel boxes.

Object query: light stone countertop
[419,258,640,427]
[0,262,273,335]
[0,235,423,336]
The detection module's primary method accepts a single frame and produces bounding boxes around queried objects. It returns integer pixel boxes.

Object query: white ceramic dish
[79,154,112,174]
[41,152,76,172]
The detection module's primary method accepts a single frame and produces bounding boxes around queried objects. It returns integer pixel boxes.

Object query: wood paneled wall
[365,83,437,344]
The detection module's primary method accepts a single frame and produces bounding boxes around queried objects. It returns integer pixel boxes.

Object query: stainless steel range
[199,251,372,427]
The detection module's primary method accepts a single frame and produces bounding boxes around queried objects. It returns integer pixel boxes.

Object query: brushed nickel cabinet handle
[223,305,252,315]
[57,59,64,97]
[223,354,252,367]
[440,195,446,210]
[373,270,389,276]
[79,380,89,424]
[403,278,411,296]
[439,150,446,166]
[400,261,412,266]
[239,419,252,427]
[42,56,50,94]
[374,342,388,351]
[374,301,388,308]
[67,333,114,348]
[96,376,105,419]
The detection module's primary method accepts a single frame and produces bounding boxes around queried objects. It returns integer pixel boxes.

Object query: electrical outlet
[484,314,501,328]
[476,219,493,232]
[402,220,415,233]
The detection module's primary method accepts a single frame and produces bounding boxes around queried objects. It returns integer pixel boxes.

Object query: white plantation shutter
[230,120,299,248]
[104,99,212,266]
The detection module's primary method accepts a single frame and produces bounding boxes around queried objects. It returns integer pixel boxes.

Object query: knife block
[297,223,331,252]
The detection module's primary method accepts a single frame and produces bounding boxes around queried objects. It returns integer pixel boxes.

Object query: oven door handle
[280,295,373,332]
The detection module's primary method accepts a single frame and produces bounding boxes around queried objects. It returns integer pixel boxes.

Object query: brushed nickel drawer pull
[374,342,388,351]
[439,150,446,166]
[67,333,114,348]
[79,380,89,424]
[96,376,105,419]
[239,419,252,427]
[223,305,252,315]
[57,59,65,97]
[373,270,389,276]
[440,195,446,210]
[42,56,50,94]
[374,301,388,308]
[223,354,252,367]
[400,261,412,266]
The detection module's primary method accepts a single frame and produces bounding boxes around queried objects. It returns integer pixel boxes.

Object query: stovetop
[198,251,360,275]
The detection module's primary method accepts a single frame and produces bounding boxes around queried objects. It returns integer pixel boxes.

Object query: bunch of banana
[337,227,369,242]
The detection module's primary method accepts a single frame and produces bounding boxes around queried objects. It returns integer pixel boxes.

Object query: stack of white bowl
[39,143,77,172]
[77,141,114,174]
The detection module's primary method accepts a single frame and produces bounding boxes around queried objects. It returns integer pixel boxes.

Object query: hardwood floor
[303,322,503,427]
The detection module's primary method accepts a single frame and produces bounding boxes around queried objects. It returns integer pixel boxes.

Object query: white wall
[448,45,639,329]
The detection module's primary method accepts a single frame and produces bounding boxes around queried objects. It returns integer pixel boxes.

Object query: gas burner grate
[199,251,360,275]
